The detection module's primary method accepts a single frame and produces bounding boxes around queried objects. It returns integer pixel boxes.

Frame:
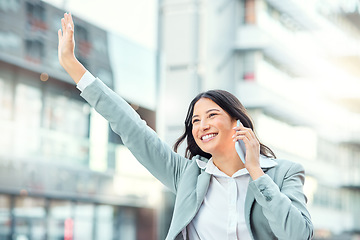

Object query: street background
[1,0,360,239]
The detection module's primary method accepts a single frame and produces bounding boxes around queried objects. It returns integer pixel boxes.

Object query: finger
[249,129,257,140]
[64,13,69,29]
[57,29,62,42]
[68,12,74,29]
[61,18,66,35]
[232,130,247,138]
[233,123,247,131]
[234,129,253,139]
[67,23,73,39]
[233,135,249,142]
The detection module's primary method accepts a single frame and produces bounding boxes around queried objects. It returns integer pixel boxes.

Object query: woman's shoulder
[273,158,304,169]
[269,158,306,179]
[267,159,306,187]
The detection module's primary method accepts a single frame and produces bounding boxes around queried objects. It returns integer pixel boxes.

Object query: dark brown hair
[173,89,276,159]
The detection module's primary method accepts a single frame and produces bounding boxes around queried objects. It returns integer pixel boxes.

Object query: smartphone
[235,119,246,164]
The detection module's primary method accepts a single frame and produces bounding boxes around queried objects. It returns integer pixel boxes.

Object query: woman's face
[191,98,237,156]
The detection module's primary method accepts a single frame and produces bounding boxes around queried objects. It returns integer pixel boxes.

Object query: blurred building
[158,0,360,239]
[0,1,162,239]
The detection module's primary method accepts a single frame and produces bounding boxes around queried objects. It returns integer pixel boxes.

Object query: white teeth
[202,133,217,140]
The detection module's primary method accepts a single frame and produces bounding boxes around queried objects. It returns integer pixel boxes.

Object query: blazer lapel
[196,170,211,207]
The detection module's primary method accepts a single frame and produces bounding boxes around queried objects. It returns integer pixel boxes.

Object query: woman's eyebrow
[192,108,220,119]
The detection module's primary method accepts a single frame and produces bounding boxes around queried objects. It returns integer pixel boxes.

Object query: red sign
[64,218,74,240]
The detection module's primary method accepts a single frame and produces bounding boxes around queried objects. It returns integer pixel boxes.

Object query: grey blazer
[80,79,314,240]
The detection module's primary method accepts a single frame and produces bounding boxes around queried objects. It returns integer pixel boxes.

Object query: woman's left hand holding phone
[58,13,86,84]
[233,121,265,180]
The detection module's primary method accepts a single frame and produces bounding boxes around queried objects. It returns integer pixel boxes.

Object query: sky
[43,0,158,49]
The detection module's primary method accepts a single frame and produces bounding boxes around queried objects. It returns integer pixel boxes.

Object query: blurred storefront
[0,1,163,239]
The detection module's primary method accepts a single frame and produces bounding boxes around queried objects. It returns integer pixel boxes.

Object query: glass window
[49,200,72,220]
[26,1,47,33]
[14,82,42,128]
[14,82,42,158]
[48,200,73,240]
[0,0,21,12]
[118,208,136,240]
[26,2,45,22]
[244,0,256,24]
[42,88,90,166]
[95,205,115,240]
[75,25,91,62]
[14,197,46,219]
[0,30,22,58]
[0,73,13,157]
[73,203,94,240]
[0,73,13,121]
[43,93,89,137]
[25,39,45,63]
[0,195,11,239]
[13,197,46,240]
[239,52,255,81]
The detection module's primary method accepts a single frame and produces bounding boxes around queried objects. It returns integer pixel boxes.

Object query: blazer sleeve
[80,78,189,193]
[248,162,314,240]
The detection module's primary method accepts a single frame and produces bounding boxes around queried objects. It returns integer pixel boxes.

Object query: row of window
[311,185,359,212]
[0,1,105,68]
[317,138,360,184]
[0,194,156,240]
[0,65,120,171]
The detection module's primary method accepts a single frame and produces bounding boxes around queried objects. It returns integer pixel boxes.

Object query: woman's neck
[212,150,245,177]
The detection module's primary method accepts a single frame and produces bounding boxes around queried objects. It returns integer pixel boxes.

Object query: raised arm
[58,13,86,83]
[57,13,190,192]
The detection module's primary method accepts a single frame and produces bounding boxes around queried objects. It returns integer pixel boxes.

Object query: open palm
[58,13,75,69]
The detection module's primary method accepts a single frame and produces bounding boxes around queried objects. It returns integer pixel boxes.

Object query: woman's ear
[231,118,238,128]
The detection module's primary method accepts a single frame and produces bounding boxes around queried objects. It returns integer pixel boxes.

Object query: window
[118,208,136,240]
[74,203,94,240]
[0,195,11,239]
[48,200,73,240]
[25,39,45,63]
[265,2,302,32]
[95,205,115,240]
[237,52,255,81]
[0,74,13,121]
[42,86,90,166]
[14,81,42,157]
[26,2,46,31]
[244,0,256,24]
[75,25,92,60]
[26,2,45,21]
[0,0,21,12]
[13,197,46,240]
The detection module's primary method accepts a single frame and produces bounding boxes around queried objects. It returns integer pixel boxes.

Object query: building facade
[158,0,360,239]
[0,1,162,239]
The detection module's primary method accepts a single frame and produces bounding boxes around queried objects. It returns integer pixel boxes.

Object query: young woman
[58,13,313,240]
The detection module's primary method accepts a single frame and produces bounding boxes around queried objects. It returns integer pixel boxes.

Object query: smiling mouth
[201,133,218,141]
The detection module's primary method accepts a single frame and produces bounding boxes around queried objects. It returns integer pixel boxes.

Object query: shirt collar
[196,155,278,177]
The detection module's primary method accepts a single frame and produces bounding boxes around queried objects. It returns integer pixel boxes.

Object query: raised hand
[58,13,75,68]
[57,13,86,84]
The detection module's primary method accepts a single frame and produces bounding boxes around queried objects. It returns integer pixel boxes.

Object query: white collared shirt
[186,156,277,240]
[187,159,252,240]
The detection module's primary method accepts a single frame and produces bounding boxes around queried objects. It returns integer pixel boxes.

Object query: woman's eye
[192,119,199,124]
[209,113,217,117]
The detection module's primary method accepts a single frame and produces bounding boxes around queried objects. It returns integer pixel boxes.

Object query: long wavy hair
[173,89,276,160]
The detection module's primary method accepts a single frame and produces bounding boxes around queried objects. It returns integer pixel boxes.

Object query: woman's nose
[200,121,210,130]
